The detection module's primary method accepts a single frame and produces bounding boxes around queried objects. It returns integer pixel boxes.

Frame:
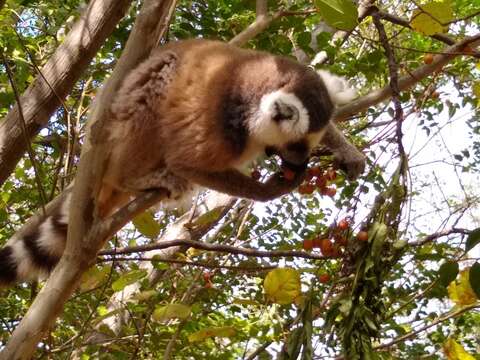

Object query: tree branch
[375,10,480,55]
[83,194,235,343]
[229,2,281,47]
[0,0,177,358]
[334,33,480,120]
[375,303,480,351]
[97,256,277,272]
[372,12,407,176]
[408,228,470,247]
[0,0,133,187]
[0,191,169,359]
[99,239,333,260]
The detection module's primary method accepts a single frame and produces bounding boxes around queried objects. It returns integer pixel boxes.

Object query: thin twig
[99,239,335,261]
[375,303,480,351]
[335,33,480,120]
[97,256,277,272]
[373,12,407,167]
[408,228,469,247]
[1,51,48,212]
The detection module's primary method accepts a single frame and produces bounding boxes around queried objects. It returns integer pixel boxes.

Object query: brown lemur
[0,39,365,287]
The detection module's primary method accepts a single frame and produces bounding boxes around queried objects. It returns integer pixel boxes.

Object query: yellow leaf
[79,266,110,292]
[443,337,476,360]
[447,270,478,306]
[186,247,204,257]
[264,268,301,305]
[188,326,236,342]
[152,303,191,322]
[473,82,480,99]
[410,1,453,36]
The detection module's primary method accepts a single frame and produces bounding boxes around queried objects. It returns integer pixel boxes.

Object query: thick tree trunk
[0,0,132,187]
[0,0,177,358]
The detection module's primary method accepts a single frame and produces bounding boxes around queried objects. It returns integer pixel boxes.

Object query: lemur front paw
[333,148,366,180]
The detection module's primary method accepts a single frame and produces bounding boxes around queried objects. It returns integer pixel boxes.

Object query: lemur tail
[0,193,71,287]
[317,70,358,106]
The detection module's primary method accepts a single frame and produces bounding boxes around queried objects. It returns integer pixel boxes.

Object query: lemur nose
[273,101,299,122]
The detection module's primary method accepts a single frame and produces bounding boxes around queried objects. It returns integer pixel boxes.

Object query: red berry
[331,246,343,257]
[325,187,336,197]
[357,231,369,242]
[308,167,323,177]
[298,184,315,195]
[423,53,434,64]
[319,238,334,256]
[303,239,313,251]
[315,176,327,189]
[282,168,296,181]
[319,273,330,283]
[203,271,212,282]
[305,171,314,182]
[251,169,261,180]
[337,219,349,231]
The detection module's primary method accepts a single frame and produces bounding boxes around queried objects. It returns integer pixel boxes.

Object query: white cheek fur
[248,90,310,146]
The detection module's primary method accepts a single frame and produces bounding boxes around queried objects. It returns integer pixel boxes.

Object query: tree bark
[0,0,177,358]
[0,0,132,188]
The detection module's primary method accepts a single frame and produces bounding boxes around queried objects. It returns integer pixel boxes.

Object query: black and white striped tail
[0,194,71,287]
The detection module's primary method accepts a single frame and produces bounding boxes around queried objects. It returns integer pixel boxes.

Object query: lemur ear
[316,70,357,106]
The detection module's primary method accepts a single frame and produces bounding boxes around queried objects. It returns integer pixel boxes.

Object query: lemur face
[245,62,335,167]
[249,88,330,166]
[250,90,311,146]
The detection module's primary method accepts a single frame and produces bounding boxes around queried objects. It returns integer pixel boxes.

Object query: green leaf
[339,298,353,315]
[232,298,261,306]
[188,326,236,343]
[469,262,480,299]
[473,82,480,99]
[192,208,223,227]
[314,0,358,31]
[79,266,110,292]
[264,268,301,305]
[132,211,161,239]
[466,227,480,252]
[112,269,147,292]
[133,290,157,302]
[152,303,191,322]
[97,305,109,317]
[284,327,303,359]
[439,261,459,287]
[410,1,453,36]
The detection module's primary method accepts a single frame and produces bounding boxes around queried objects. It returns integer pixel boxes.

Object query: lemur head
[245,57,355,167]
[221,52,356,167]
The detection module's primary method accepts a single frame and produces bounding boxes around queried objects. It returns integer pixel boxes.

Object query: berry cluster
[298,166,337,196]
[302,218,369,255]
